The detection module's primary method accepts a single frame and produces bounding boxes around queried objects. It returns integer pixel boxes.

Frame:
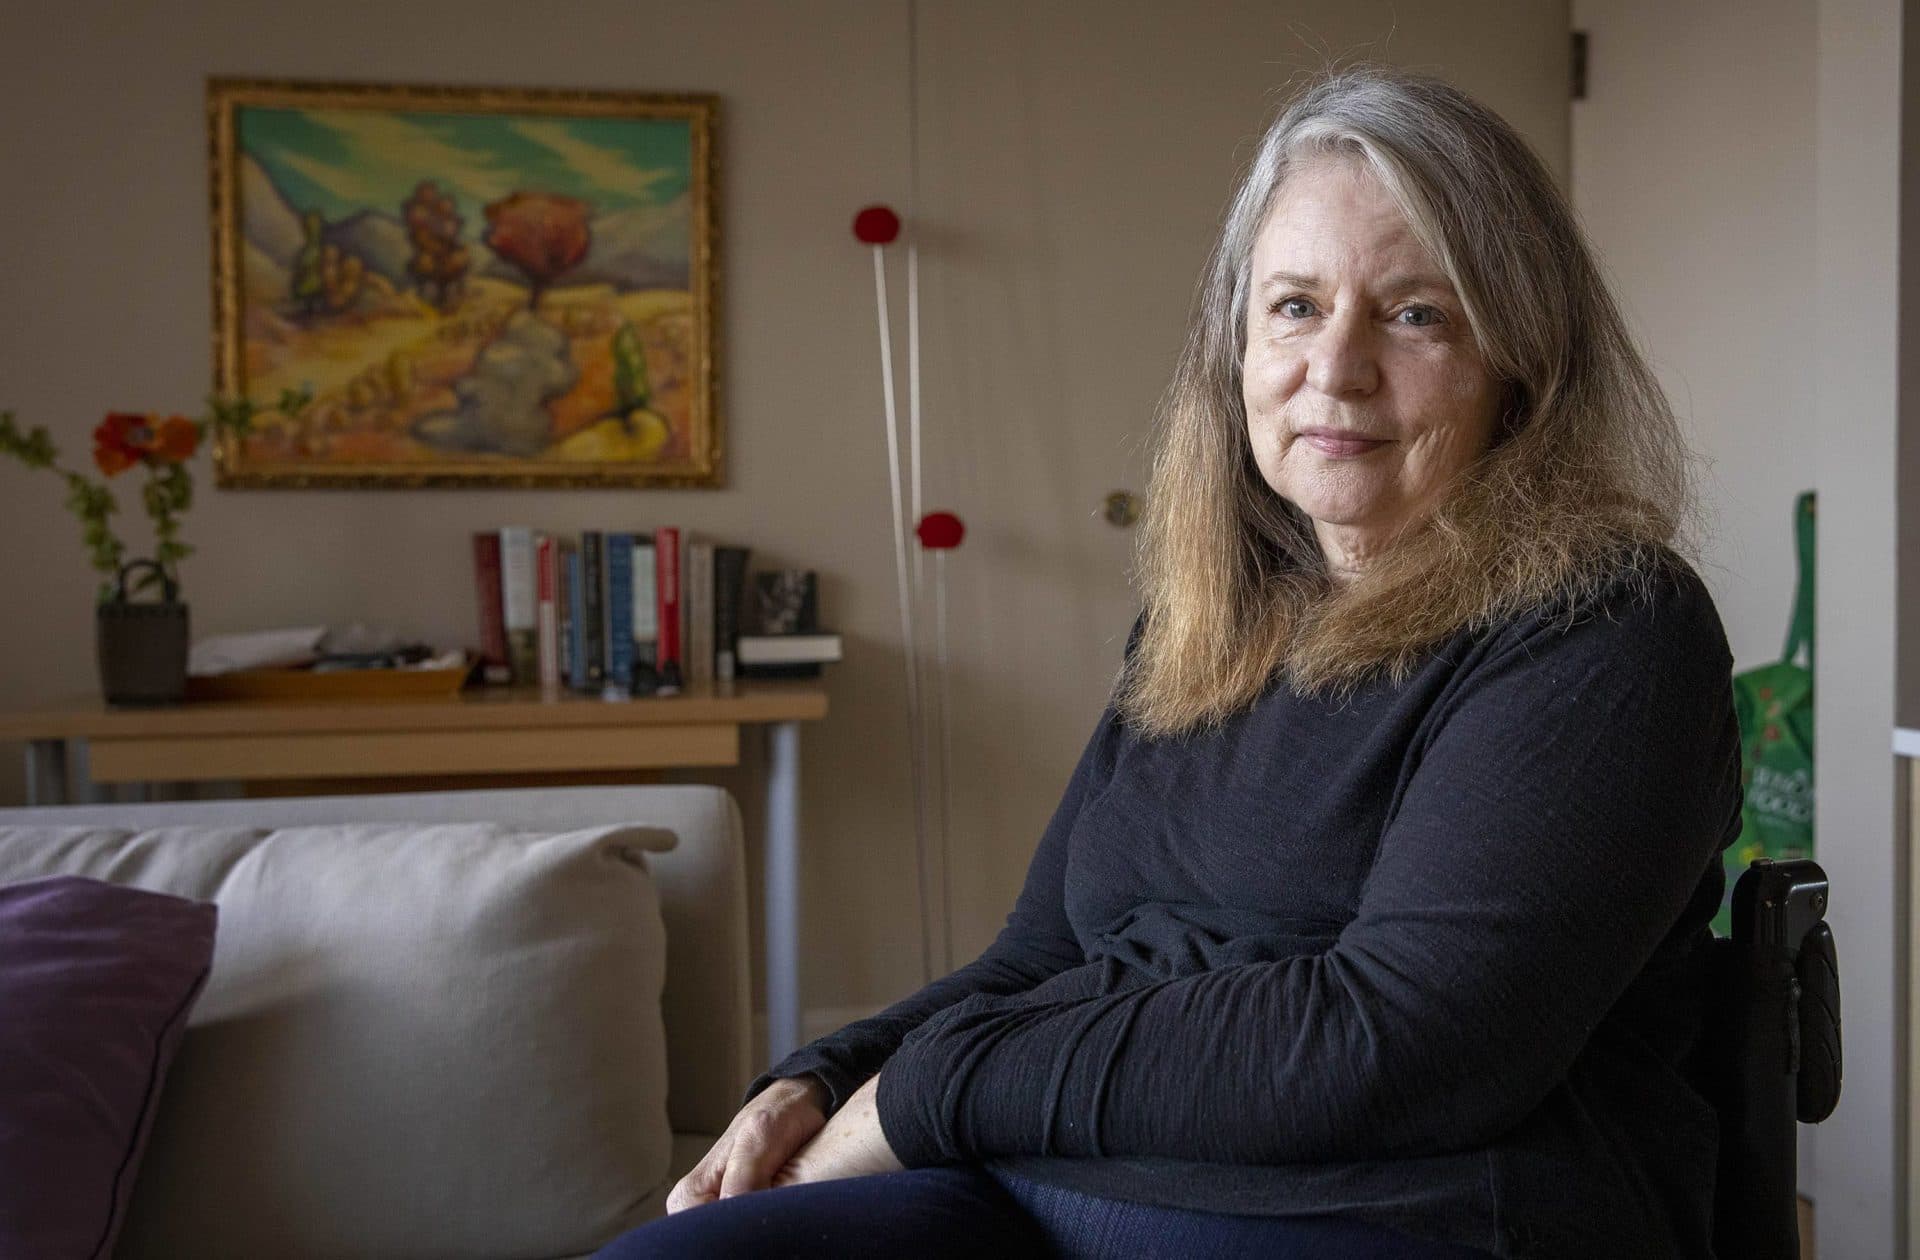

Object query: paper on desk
[189,627,328,676]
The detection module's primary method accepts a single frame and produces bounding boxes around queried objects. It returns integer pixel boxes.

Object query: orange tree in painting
[484,192,591,311]
[404,180,470,312]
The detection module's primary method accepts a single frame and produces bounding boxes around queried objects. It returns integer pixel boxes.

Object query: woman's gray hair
[1117,65,1693,736]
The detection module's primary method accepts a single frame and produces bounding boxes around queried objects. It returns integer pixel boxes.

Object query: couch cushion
[0,875,216,1260]
[0,821,674,1260]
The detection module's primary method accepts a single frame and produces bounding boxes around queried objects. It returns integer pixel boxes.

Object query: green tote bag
[1714,492,1816,936]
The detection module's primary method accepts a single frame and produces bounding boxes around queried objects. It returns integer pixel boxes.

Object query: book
[564,539,588,692]
[560,533,572,683]
[535,533,561,691]
[631,538,660,695]
[687,536,715,691]
[738,660,826,680]
[499,527,538,685]
[752,570,819,634]
[654,527,683,695]
[490,527,772,695]
[603,532,636,699]
[581,532,606,691]
[738,633,843,665]
[471,532,511,685]
[713,546,751,683]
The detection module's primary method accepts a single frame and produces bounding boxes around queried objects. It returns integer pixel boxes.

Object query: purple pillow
[0,875,216,1260]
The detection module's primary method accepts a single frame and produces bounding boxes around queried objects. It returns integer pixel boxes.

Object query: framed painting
[207,78,721,487]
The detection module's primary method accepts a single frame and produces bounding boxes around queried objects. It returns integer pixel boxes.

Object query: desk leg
[764,720,803,1066]
[72,738,111,805]
[25,739,69,805]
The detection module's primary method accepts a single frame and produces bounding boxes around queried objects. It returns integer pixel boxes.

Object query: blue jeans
[593,1166,1498,1259]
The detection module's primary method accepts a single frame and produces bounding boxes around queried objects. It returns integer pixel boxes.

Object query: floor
[1800,1196,1815,1257]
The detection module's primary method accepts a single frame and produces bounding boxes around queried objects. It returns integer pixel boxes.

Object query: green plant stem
[140,460,193,594]
[0,391,308,603]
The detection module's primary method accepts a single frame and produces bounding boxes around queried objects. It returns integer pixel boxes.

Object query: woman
[599,65,1739,1260]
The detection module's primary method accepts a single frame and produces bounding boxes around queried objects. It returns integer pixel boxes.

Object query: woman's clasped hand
[666,1073,903,1213]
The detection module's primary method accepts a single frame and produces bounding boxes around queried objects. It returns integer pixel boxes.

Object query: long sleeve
[875,568,1743,1166]
[740,623,1139,1116]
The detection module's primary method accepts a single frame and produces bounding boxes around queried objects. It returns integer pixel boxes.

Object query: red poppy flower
[148,416,200,463]
[92,411,153,477]
[92,444,139,476]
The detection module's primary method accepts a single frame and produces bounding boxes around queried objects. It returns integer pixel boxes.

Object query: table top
[0,679,829,740]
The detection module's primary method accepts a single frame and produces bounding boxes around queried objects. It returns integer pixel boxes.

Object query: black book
[581,531,605,690]
[714,546,752,682]
[752,570,818,635]
[738,661,824,680]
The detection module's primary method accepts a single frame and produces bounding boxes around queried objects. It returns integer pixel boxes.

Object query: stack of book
[736,570,843,679]
[471,528,754,698]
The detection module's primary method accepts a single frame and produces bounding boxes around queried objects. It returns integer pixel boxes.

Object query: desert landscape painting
[208,81,719,486]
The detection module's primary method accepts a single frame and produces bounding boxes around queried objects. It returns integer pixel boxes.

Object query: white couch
[0,784,752,1259]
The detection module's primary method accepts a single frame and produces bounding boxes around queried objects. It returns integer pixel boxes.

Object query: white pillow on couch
[0,820,674,1260]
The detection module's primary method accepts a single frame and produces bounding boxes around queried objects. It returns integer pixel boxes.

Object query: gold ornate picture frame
[208,78,721,488]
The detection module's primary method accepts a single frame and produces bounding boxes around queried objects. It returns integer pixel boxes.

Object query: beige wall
[1573,5,1908,1254]
[1818,0,1906,1250]
[0,0,1570,1054]
[1808,0,1907,1250]
[1570,0,1818,671]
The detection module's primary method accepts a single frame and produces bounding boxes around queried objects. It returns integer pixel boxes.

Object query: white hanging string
[934,546,955,975]
[907,0,925,556]
[905,0,950,982]
[872,242,934,987]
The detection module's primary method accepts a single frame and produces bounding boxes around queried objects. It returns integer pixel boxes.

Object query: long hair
[1116,66,1693,738]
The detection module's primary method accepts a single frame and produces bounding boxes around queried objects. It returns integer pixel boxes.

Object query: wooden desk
[0,681,828,1065]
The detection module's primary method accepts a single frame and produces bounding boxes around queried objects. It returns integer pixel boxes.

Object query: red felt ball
[853,205,901,245]
[917,511,965,550]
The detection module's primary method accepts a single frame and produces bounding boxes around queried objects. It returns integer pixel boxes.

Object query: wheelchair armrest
[1703,857,1841,1260]
[1729,858,1841,1122]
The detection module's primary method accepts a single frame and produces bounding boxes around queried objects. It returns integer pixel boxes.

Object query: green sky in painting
[239,105,691,226]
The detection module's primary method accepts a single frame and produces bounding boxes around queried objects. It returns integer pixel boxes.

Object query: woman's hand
[666,1074,830,1213]
[771,1073,905,1187]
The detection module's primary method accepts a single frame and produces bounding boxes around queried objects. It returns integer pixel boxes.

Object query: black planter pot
[96,560,189,707]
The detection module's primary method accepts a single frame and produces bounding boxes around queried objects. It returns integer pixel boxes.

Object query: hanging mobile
[916,509,966,975]
[853,203,936,983]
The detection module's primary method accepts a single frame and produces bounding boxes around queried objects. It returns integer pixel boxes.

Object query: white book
[737,633,843,665]
[631,539,658,669]
[499,526,537,684]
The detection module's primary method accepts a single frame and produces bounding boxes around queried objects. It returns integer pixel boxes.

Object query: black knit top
[747,555,1742,1259]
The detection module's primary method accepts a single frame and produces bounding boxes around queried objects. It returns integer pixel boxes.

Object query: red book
[471,532,511,685]
[535,533,561,691]
[654,527,683,695]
